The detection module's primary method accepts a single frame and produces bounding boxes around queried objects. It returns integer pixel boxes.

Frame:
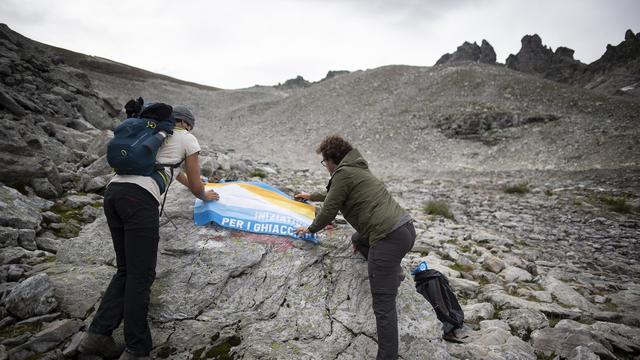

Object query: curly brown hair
[316,135,353,165]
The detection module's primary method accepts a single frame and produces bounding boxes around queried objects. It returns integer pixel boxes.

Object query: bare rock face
[53,185,451,359]
[0,23,120,193]
[436,39,496,65]
[5,273,58,319]
[506,34,587,83]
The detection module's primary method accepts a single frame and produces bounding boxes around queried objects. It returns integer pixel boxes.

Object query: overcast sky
[1,0,638,89]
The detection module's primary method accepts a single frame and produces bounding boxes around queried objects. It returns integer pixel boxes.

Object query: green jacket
[308,148,408,244]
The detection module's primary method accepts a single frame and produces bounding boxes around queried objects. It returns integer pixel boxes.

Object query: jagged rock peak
[505,34,588,84]
[276,75,310,89]
[435,39,496,65]
[590,28,640,72]
[322,70,349,81]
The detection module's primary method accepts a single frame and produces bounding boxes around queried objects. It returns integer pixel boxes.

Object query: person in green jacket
[295,135,415,360]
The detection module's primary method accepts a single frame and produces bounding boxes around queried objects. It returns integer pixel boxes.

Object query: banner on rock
[194,181,317,243]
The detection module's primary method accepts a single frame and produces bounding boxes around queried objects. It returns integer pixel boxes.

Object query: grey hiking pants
[351,221,416,360]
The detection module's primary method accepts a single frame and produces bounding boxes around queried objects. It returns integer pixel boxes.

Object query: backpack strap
[154,159,186,220]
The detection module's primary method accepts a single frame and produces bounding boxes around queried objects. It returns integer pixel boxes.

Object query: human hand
[294,192,311,201]
[294,226,310,237]
[203,190,219,201]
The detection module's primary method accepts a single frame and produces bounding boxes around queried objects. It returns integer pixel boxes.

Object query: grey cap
[172,106,196,129]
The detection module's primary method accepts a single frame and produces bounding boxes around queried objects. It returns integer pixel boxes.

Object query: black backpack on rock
[414,269,465,335]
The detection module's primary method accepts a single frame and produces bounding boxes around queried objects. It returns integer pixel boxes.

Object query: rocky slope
[1,23,639,360]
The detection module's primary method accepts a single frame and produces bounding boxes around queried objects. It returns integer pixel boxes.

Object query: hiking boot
[442,330,464,344]
[78,332,124,358]
[119,349,150,360]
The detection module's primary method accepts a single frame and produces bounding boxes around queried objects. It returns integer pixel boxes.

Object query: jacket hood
[336,148,368,170]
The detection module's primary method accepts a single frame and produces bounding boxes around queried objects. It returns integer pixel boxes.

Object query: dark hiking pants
[351,222,416,360]
[89,183,159,357]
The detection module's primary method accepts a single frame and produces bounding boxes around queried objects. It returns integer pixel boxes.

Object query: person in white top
[79,106,218,360]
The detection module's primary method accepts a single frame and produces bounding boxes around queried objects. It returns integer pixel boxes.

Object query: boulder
[462,302,495,323]
[0,86,26,116]
[17,229,37,251]
[499,266,533,283]
[35,236,62,254]
[0,184,43,230]
[482,254,505,273]
[0,226,20,248]
[447,326,536,360]
[530,327,616,360]
[5,273,58,319]
[76,97,116,130]
[542,276,596,311]
[0,247,32,265]
[480,284,581,319]
[568,345,600,360]
[555,319,640,354]
[29,178,59,199]
[499,309,548,338]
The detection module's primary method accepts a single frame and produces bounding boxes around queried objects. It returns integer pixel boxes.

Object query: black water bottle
[142,130,168,152]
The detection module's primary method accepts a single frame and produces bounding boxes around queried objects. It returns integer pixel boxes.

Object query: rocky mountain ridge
[437,30,640,99]
[0,23,639,360]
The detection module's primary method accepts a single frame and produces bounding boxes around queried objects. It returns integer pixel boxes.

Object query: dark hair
[316,135,353,165]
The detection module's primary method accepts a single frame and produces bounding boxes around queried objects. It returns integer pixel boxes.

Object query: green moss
[0,322,43,340]
[459,245,472,253]
[536,352,558,360]
[423,201,455,220]
[156,346,177,359]
[50,203,82,238]
[598,195,632,214]
[249,169,267,179]
[503,182,530,194]
[544,189,554,197]
[204,335,242,359]
[450,263,474,273]
[192,347,205,360]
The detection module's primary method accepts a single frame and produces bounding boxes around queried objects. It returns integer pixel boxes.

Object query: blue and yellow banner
[194,181,317,243]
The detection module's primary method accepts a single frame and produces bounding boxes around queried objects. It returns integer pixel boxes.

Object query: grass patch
[450,263,474,273]
[423,201,455,220]
[503,182,530,194]
[547,314,563,327]
[536,352,558,360]
[544,189,554,196]
[598,195,632,214]
[0,322,43,340]
[205,335,242,359]
[248,169,268,179]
